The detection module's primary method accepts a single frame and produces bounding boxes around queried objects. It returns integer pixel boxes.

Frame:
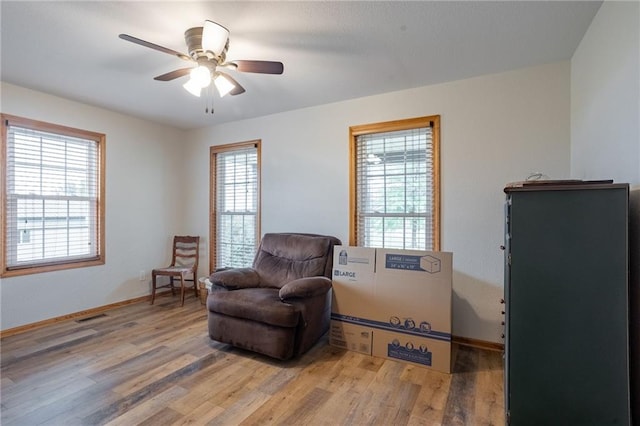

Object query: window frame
[209,140,261,272]
[349,115,441,250]
[1,114,106,277]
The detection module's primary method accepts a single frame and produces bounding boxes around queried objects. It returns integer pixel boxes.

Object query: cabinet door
[507,187,629,425]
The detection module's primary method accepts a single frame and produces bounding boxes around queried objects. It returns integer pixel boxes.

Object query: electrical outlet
[139,270,146,281]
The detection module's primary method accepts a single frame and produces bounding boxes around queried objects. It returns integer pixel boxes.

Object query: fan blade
[154,68,192,81]
[233,60,284,74]
[218,72,246,95]
[119,34,192,61]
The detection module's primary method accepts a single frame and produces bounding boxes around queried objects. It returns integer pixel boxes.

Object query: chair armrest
[209,268,260,290]
[279,277,332,300]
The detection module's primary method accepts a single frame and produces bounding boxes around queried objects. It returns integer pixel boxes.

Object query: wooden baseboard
[0,292,172,338]
[452,335,504,352]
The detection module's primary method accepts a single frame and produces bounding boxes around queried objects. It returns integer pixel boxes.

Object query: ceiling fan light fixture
[214,73,236,97]
[202,20,229,56]
[190,65,212,88]
[183,78,202,97]
[119,21,282,103]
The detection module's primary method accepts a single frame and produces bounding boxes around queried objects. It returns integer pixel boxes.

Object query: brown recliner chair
[207,233,341,360]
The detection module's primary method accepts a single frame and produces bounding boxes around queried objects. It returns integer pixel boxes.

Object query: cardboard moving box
[329,321,372,355]
[331,246,453,373]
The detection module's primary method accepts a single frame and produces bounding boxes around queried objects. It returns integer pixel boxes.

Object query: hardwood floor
[1,295,504,425]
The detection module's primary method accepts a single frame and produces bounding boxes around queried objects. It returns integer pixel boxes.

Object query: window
[1,114,105,277]
[350,115,440,250]
[210,141,260,271]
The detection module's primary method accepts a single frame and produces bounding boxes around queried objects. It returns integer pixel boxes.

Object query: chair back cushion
[173,236,199,270]
[253,233,340,288]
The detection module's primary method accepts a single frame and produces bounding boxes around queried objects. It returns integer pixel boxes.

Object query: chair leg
[193,273,199,298]
[151,272,157,305]
[170,277,175,295]
[180,274,186,306]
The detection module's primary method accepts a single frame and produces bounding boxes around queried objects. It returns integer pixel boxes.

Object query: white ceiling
[1,1,602,130]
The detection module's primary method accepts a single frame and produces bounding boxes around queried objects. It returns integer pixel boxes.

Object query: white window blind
[215,146,258,268]
[4,122,101,269]
[355,125,435,250]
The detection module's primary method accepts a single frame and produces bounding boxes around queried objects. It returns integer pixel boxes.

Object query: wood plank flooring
[1,295,504,425]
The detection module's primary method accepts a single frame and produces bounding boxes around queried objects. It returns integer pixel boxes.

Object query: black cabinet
[503,181,630,425]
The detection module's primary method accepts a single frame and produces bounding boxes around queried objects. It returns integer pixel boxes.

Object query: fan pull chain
[210,85,215,114]
[204,86,209,114]
[204,85,214,115]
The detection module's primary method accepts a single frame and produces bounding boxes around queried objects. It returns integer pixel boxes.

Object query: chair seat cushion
[208,288,300,328]
[154,266,191,274]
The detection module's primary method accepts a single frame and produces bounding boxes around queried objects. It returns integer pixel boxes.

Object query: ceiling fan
[119,20,283,101]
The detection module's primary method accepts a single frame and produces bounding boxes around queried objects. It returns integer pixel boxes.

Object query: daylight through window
[350,116,440,250]
[1,115,105,276]
[211,141,260,270]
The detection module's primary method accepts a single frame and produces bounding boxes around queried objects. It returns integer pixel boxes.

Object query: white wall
[185,62,571,343]
[4,2,635,342]
[570,1,640,416]
[571,1,640,184]
[0,83,188,330]
[0,63,572,342]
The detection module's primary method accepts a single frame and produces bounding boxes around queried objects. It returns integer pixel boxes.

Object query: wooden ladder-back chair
[151,236,200,306]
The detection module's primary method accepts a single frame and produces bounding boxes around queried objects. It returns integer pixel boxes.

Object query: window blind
[4,123,100,269]
[215,146,258,268]
[355,125,435,250]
